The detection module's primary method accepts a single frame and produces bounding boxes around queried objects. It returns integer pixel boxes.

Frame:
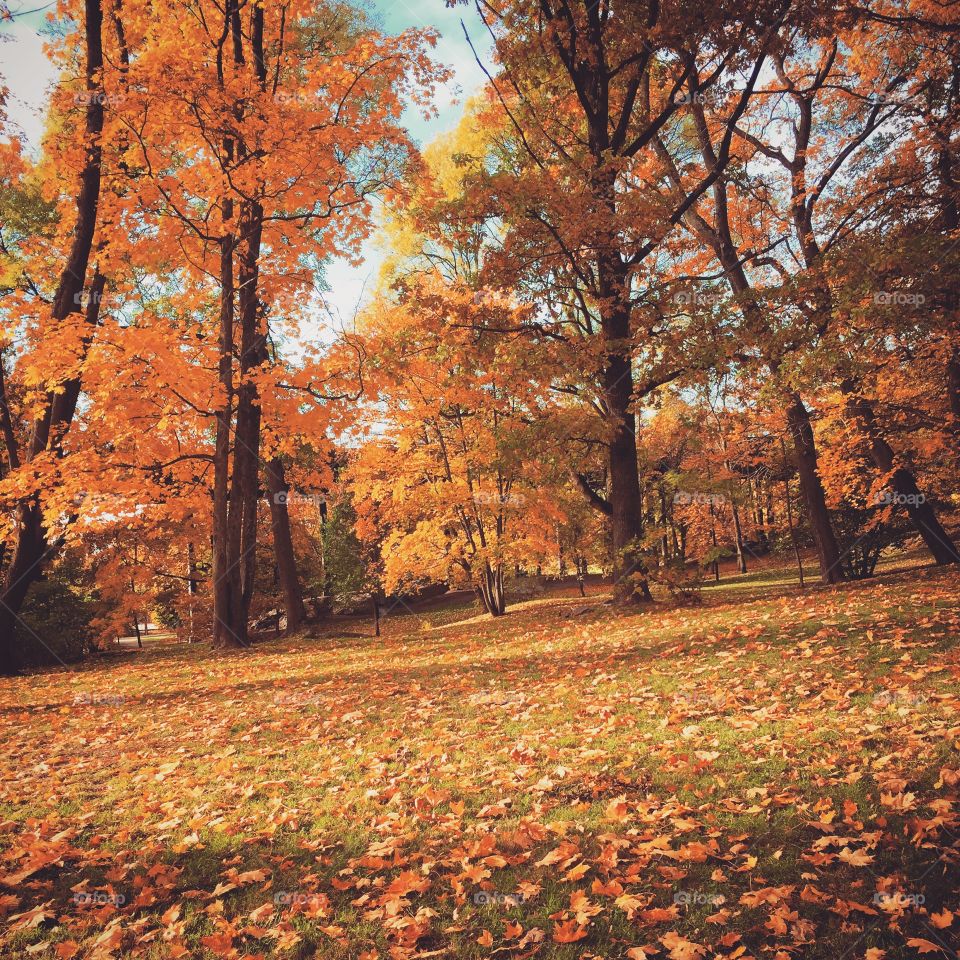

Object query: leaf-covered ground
[2,563,960,959]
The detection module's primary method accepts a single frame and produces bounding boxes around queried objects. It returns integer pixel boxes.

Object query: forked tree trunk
[680,109,845,589]
[211,1,269,649]
[478,564,506,617]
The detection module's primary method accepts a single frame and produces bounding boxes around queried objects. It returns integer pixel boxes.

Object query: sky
[0,0,493,332]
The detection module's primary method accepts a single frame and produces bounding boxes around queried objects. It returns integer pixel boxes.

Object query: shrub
[14,580,96,667]
[649,558,705,604]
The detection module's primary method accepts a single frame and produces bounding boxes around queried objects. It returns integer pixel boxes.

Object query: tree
[108,0,439,646]
[453,0,791,601]
[349,277,561,616]
[0,0,106,672]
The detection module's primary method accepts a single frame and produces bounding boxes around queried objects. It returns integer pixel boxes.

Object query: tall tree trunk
[950,348,960,426]
[212,2,268,648]
[785,394,845,584]
[211,215,239,647]
[224,205,265,642]
[842,384,960,565]
[783,476,806,588]
[936,140,960,449]
[730,496,748,574]
[317,497,332,616]
[265,457,307,630]
[949,347,960,473]
[602,295,651,603]
[186,541,198,642]
[0,0,105,673]
[658,487,670,563]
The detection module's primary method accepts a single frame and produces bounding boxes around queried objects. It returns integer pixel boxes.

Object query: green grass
[1,560,959,958]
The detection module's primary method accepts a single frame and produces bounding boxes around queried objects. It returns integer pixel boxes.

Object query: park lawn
[1,563,959,959]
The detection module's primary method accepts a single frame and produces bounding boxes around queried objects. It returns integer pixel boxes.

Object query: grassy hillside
[2,563,959,959]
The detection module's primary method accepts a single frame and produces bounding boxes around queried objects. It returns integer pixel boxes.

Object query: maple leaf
[605,796,631,821]
[248,902,274,923]
[838,847,875,867]
[570,890,602,925]
[905,939,945,955]
[387,870,430,896]
[660,930,706,960]
[8,903,54,931]
[552,919,589,943]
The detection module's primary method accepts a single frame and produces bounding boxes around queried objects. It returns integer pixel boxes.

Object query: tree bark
[211,218,239,647]
[224,204,265,642]
[265,456,307,630]
[478,563,506,616]
[785,393,845,584]
[602,296,652,602]
[842,385,960,565]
